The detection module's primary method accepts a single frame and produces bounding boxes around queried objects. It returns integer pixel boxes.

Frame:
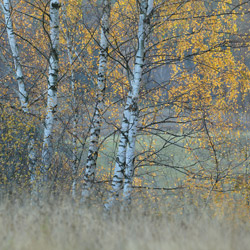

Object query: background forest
[1,0,250,249]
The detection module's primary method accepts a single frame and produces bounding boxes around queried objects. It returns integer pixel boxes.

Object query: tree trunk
[104,92,132,209]
[105,0,154,209]
[41,0,60,183]
[2,0,28,112]
[123,0,154,205]
[81,0,111,201]
[1,0,37,194]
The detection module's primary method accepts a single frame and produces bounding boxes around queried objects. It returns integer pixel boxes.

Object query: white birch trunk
[123,0,154,205]
[1,0,37,192]
[81,0,111,201]
[62,4,78,199]
[105,0,154,209]
[41,0,60,182]
[1,0,28,112]
[104,92,132,209]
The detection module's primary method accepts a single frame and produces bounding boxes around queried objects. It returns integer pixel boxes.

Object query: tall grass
[1,197,249,250]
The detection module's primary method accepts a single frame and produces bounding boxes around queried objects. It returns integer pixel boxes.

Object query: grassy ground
[2,130,250,249]
[1,198,250,250]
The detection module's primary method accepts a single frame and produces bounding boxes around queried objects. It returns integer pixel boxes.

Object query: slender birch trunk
[62,4,78,199]
[81,0,111,201]
[1,0,28,112]
[1,0,37,190]
[41,0,60,183]
[105,0,154,209]
[104,92,132,209]
[123,0,154,205]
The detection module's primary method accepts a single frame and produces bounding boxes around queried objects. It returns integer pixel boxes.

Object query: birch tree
[104,91,132,209]
[1,0,28,112]
[1,0,36,189]
[105,0,154,209]
[41,0,61,182]
[122,0,154,205]
[81,0,111,201]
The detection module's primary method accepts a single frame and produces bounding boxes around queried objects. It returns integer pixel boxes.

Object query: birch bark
[123,0,154,205]
[1,0,36,190]
[81,0,111,201]
[105,0,154,209]
[41,0,60,182]
[1,0,28,112]
[104,92,132,209]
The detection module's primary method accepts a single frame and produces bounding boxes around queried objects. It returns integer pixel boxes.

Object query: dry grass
[0,198,249,250]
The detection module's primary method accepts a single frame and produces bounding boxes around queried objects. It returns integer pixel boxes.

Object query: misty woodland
[1,0,250,249]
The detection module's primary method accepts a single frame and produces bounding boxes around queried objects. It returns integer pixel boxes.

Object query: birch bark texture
[105,0,154,209]
[1,0,28,112]
[123,0,154,205]
[104,93,132,209]
[81,0,111,201]
[1,0,36,189]
[41,0,60,181]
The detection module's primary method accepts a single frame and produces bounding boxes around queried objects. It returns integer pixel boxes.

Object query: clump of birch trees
[1,0,250,210]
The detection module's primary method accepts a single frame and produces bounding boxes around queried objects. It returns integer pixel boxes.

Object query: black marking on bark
[16,76,24,81]
[49,84,57,91]
[52,105,57,113]
[52,2,61,9]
